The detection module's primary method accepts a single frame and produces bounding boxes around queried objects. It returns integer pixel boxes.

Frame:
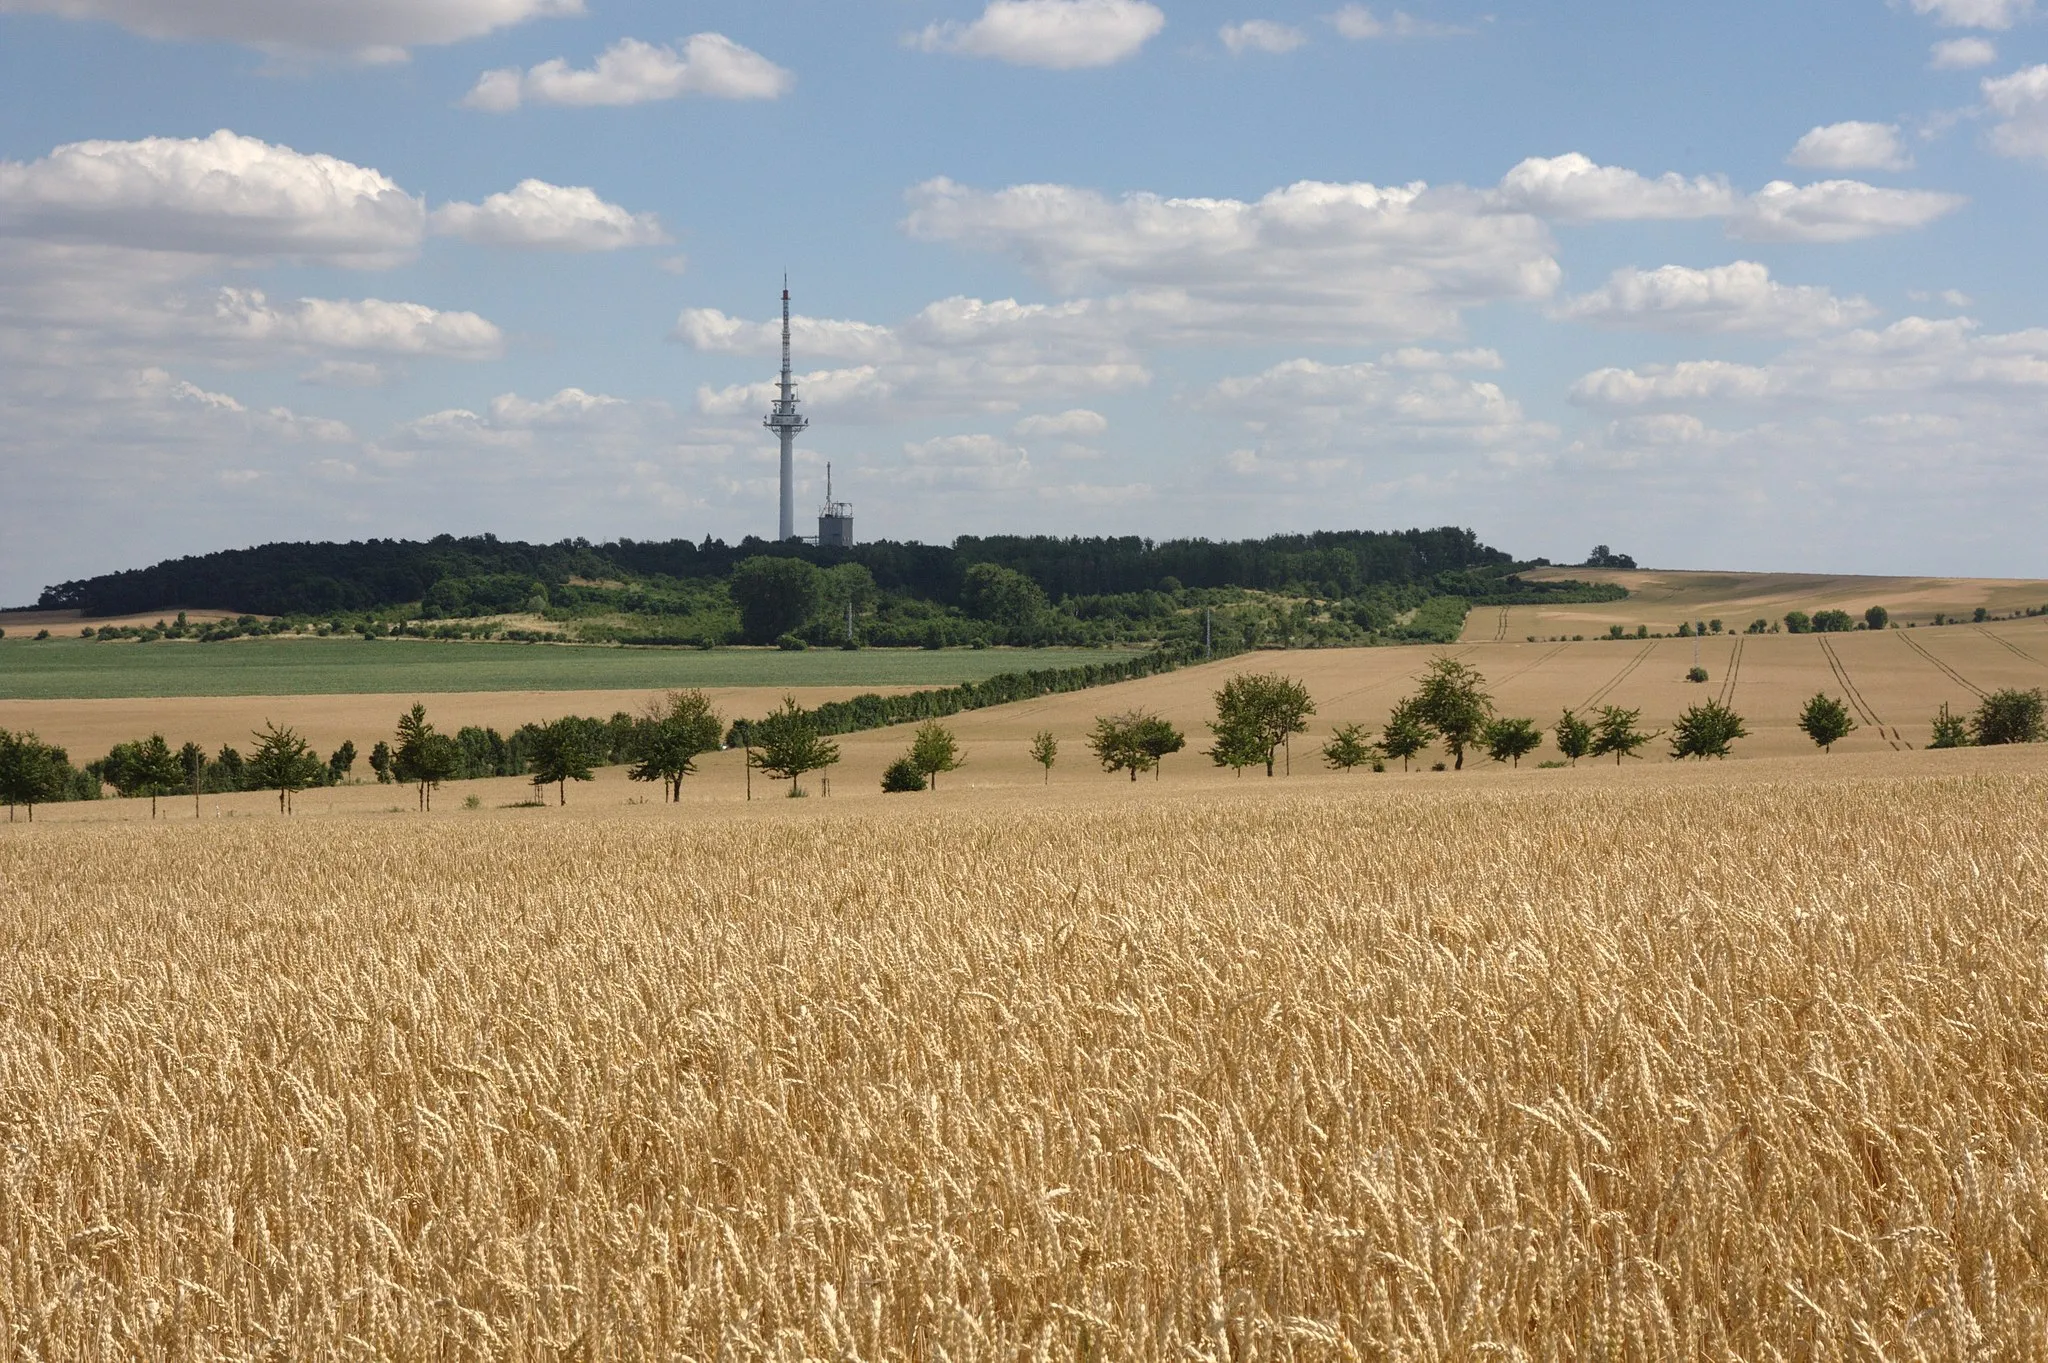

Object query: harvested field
[3,761,2046,1357]
[8,620,2048,793]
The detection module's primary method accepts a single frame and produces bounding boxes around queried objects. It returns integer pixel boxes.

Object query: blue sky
[3,0,2046,605]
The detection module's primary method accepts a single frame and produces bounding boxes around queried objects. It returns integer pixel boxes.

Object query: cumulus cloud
[1220,19,1304,53]
[1569,316,2048,409]
[462,34,792,111]
[1931,36,1998,67]
[671,308,902,364]
[689,294,1149,423]
[1983,65,2048,161]
[204,289,504,357]
[895,433,1033,488]
[1014,408,1108,436]
[1786,121,1912,171]
[912,0,1165,69]
[429,180,667,250]
[1328,5,1471,38]
[1907,0,2031,28]
[0,129,424,265]
[904,175,1561,341]
[1556,262,1878,335]
[1492,153,1738,221]
[1733,179,1964,241]
[0,0,583,57]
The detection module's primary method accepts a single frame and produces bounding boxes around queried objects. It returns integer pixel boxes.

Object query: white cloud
[1556,262,1877,335]
[1984,65,2048,162]
[1907,0,2031,29]
[672,307,902,364]
[904,175,1561,341]
[1786,121,1912,171]
[1733,179,1964,241]
[429,180,667,250]
[204,289,504,357]
[463,34,792,111]
[1220,20,1304,53]
[0,130,424,265]
[898,434,1033,488]
[1930,36,1998,67]
[1492,153,1737,221]
[1014,408,1108,436]
[1378,346,1503,370]
[1328,5,1470,38]
[912,0,1165,69]
[0,0,583,57]
[1569,316,2048,409]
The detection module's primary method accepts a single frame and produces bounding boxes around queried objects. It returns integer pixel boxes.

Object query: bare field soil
[8,620,2048,788]
[4,763,2045,1357]
[1492,567,2048,639]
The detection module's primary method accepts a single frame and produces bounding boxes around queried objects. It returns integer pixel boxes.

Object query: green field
[0,638,1127,700]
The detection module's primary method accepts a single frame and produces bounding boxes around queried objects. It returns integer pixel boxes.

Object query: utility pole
[1205,608,1212,658]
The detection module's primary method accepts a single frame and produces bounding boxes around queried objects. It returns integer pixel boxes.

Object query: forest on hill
[31,528,1624,650]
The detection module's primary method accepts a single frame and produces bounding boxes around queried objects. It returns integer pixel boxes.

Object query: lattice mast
[762,277,808,541]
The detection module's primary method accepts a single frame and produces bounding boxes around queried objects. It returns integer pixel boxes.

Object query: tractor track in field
[1581,642,1656,712]
[1975,625,2048,669]
[1716,637,1745,708]
[1491,607,1510,642]
[1495,642,1571,689]
[1818,636,1906,750]
[1898,630,1985,699]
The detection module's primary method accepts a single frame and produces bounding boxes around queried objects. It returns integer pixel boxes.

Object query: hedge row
[728,638,1245,745]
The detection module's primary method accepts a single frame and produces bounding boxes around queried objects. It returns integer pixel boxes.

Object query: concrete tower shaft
[762,279,808,541]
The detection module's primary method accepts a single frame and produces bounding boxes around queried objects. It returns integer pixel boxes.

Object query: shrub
[776,634,808,652]
[1686,666,1709,684]
[1972,689,2046,746]
[881,758,926,793]
[1927,703,1971,750]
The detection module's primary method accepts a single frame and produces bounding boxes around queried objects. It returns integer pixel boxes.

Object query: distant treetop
[38,526,1533,618]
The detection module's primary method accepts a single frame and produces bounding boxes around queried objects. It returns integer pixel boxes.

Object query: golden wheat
[3,773,2046,1359]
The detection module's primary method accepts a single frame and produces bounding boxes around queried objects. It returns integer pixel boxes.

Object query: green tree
[1928,702,1971,749]
[1133,714,1185,780]
[628,689,724,801]
[368,740,393,784]
[1669,699,1748,760]
[728,556,822,644]
[393,704,458,811]
[1865,605,1889,631]
[1796,693,1857,753]
[1380,698,1432,772]
[1972,688,2046,746]
[1209,672,1316,777]
[1411,656,1493,770]
[0,730,69,822]
[119,733,184,817]
[818,562,878,640]
[1321,722,1378,772]
[880,757,925,792]
[909,720,965,791]
[1783,610,1812,634]
[179,740,205,816]
[1553,709,1593,765]
[1090,711,1166,782]
[1481,717,1543,767]
[748,696,840,796]
[1591,706,1657,765]
[327,739,357,784]
[961,562,1049,630]
[1030,729,1058,783]
[247,721,321,814]
[526,718,597,805]
[1812,609,1854,633]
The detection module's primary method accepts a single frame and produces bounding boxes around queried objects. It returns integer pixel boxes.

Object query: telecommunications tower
[762,278,808,541]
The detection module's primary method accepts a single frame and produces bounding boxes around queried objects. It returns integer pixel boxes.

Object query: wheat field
[3,768,2046,1359]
